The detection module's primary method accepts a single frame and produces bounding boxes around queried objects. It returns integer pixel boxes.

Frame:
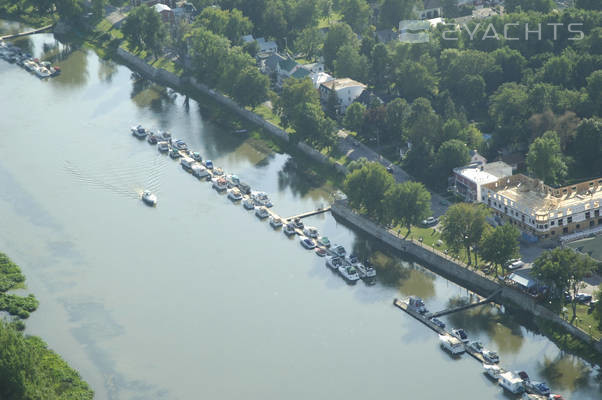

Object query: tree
[122,5,166,58]
[441,203,489,265]
[340,0,371,34]
[379,0,417,28]
[405,97,440,146]
[479,224,520,274]
[343,162,395,221]
[187,27,231,84]
[334,43,369,82]
[394,61,437,101]
[343,102,366,132]
[489,82,530,146]
[594,285,602,330]
[526,131,567,185]
[532,248,597,320]
[371,42,390,90]
[433,139,470,185]
[505,0,554,13]
[586,70,602,116]
[293,26,324,61]
[232,67,269,108]
[384,181,431,237]
[54,0,84,20]
[198,7,253,44]
[323,22,355,70]
[570,118,602,177]
[384,97,408,142]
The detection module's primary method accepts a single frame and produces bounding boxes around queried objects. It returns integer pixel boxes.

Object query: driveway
[336,131,451,217]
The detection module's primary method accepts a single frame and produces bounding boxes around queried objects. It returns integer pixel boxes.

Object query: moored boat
[227,187,242,201]
[203,159,214,169]
[131,125,147,138]
[451,328,469,343]
[302,226,318,238]
[300,236,316,249]
[212,177,228,191]
[172,139,188,150]
[180,156,194,172]
[293,217,304,229]
[191,152,202,162]
[439,334,465,355]
[251,191,273,207]
[283,222,296,236]
[338,264,360,283]
[242,195,255,210]
[332,244,346,257]
[317,236,331,247]
[269,216,283,228]
[191,163,210,179]
[157,141,169,152]
[147,133,158,144]
[499,371,525,394]
[405,296,427,314]
[326,256,343,270]
[524,381,550,396]
[483,363,504,380]
[255,206,269,219]
[141,190,157,206]
[482,350,499,364]
[169,148,181,159]
[315,248,327,257]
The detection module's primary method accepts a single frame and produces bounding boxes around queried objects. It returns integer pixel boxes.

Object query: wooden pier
[0,24,54,40]
[426,289,502,319]
[283,207,331,222]
[393,298,446,335]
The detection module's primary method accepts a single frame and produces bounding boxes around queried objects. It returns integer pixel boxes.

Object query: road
[336,130,451,217]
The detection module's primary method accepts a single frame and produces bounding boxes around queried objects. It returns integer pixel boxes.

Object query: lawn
[317,11,342,29]
[572,303,602,340]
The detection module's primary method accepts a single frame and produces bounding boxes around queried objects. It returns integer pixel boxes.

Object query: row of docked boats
[0,40,60,78]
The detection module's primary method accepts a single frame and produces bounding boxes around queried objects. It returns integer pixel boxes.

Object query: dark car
[431,318,445,329]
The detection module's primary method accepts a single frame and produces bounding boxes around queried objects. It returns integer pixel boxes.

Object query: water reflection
[539,354,592,391]
[52,49,89,87]
[98,59,118,84]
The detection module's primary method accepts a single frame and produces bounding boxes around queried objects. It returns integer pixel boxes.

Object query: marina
[0,40,60,78]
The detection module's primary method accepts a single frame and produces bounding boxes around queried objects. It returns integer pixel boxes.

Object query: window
[550,221,555,226]
[595,210,600,217]
[586,212,590,219]
[558,219,563,225]
[576,224,580,229]
[551,230,555,235]
[563,227,568,233]
[590,221,595,227]
[567,216,572,223]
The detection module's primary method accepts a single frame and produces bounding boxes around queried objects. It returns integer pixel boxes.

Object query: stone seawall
[113,48,347,175]
[330,200,602,353]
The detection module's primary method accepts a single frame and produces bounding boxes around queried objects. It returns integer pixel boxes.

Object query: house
[153,3,174,24]
[300,62,324,74]
[418,0,442,20]
[354,90,384,108]
[242,35,277,54]
[481,175,602,241]
[260,52,286,75]
[310,71,333,89]
[452,161,512,202]
[469,149,487,165]
[173,2,198,22]
[277,57,298,79]
[319,78,367,113]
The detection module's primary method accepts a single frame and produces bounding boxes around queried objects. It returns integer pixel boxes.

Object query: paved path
[335,131,451,217]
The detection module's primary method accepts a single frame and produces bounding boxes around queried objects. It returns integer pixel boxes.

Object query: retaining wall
[330,201,602,353]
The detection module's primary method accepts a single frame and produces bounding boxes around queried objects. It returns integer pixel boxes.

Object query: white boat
[283,222,296,236]
[482,350,499,364]
[169,148,181,159]
[354,261,376,279]
[499,371,525,394]
[439,334,465,355]
[172,139,188,150]
[255,206,269,219]
[338,264,360,283]
[269,216,283,228]
[242,195,255,210]
[180,156,194,172]
[521,393,548,400]
[406,296,427,314]
[226,174,240,188]
[227,187,242,201]
[131,125,147,138]
[317,236,331,247]
[191,163,210,179]
[451,328,469,343]
[326,256,343,270]
[251,191,273,207]
[483,363,503,380]
[157,141,169,152]
[524,381,550,396]
[213,167,224,176]
[302,226,319,238]
[332,244,346,257]
[141,190,157,206]
[212,177,228,191]
[468,341,484,354]
[300,236,316,249]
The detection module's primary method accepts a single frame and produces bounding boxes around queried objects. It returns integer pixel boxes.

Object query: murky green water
[1,21,600,399]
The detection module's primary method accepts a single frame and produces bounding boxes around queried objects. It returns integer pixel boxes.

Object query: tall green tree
[232,66,269,108]
[479,224,520,274]
[384,181,431,237]
[340,0,371,34]
[526,131,567,185]
[323,22,356,69]
[334,43,369,81]
[343,102,366,132]
[441,203,489,265]
[570,118,602,177]
[433,139,470,185]
[122,5,166,58]
[343,162,395,221]
[379,0,417,28]
[293,26,324,60]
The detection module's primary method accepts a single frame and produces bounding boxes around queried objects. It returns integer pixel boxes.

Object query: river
[0,21,600,400]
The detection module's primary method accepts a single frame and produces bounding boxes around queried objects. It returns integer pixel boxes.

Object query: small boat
[141,190,157,206]
[203,160,214,169]
[363,260,377,278]
[191,164,210,179]
[315,248,327,257]
[483,363,503,380]
[147,133,158,144]
[451,329,469,344]
[348,254,359,264]
[227,187,242,201]
[338,264,360,283]
[499,371,525,394]
[430,317,445,329]
[269,216,283,228]
[517,371,530,382]
[180,156,194,172]
[238,182,251,195]
[159,130,171,139]
[169,148,181,159]
[332,245,346,257]
[212,177,228,191]
[524,381,550,396]
[326,256,343,270]
[317,236,330,247]
[439,334,465,355]
[522,394,548,400]
[302,226,319,238]
[251,191,273,207]
[242,196,255,210]
[300,236,316,249]
[157,141,169,152]
[213,167,224,176]
[255,206,269,219]
[283,222,296,236]
[468,341,484,354]
[226,174,240,188]
[482,350,499,364]
[354,261,376,279]
[191,152,202,162]
[293,217,304,229]
[234,129,248,134]
[131,125,147,138]
[172,139,188,151]
[406,296,427,314]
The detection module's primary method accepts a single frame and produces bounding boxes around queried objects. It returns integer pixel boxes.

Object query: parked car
[422,216,438,226]
[576,293,592,303]
[507,259,525,270]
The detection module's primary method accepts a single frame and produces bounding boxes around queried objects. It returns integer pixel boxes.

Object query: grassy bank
[0,253,37,318]
[0,5,56,28]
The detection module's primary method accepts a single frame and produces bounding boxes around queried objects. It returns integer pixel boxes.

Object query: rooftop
[321,78,366,91]
[455,161,512,185]
[153,4,171,12]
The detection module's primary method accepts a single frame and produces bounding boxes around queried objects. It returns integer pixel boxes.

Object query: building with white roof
[319,78,366,113]
[452,161,512,202]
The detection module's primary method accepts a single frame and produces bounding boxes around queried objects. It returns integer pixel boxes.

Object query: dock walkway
[426,289,502,319]
[0,24,54,40]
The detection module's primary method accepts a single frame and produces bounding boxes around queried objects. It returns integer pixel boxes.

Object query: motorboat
[212,177,228,191]
[203,160,214,169]
[483,363,504,380]
[191,152,202,162]
[213,167,224,176]
[482,350,499,364]
[255,206,269,219]
[348,254,359,264]
[238,182,251,195]
[226,174,240,188]
[300,236,316,249]
[157,141,169,152]
[338,264,360,283]
[191,164,210,179]
[180,156,195,172]
[147,133,158,144]
[522,394,548,400]
[169,148,181,159]
[159,130,171,140]
[302,226,318,238]
[517,371,530,382]
[524,381,550,396]
[430,317,445,329]
[499,371,525,394]
[439,334,465,355]
[242,196,255,210]
[131,125,147,138]
[141,190,157,206]
[468,341,484,354]
[227,187,243,201]
[326,256,343,270]
[269,216,283,228]
[406,296,427,314]
[317,236,331,247]
[293,217,304,229]
[332,245,346,257]
[354,261,376,279]
[283,222,296,236]
[172,139,188,151]
[251,191,273,207]
[363,260,377,278]
[452,329,469,343]
[315,248,327,257]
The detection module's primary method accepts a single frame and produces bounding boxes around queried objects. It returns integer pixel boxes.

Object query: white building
[319,78,366,113]
[452,161,512,202]
[242,35,277,54]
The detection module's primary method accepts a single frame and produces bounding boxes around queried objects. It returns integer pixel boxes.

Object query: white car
[507,260,525,270]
